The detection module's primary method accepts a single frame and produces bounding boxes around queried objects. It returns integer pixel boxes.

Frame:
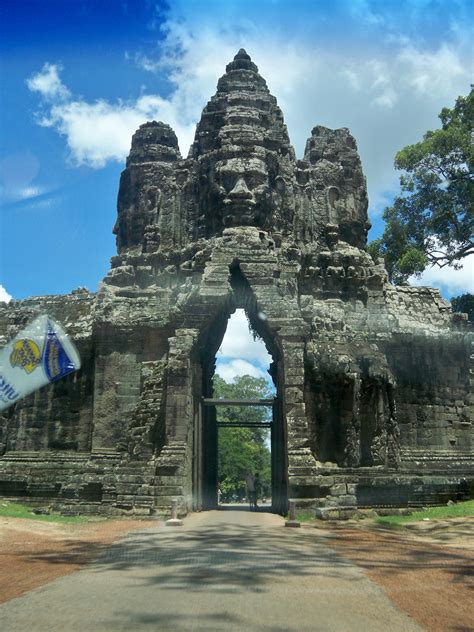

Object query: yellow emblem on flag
[10,339,41,374]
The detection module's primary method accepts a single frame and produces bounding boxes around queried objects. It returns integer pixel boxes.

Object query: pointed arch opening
[192,262,288,514]
[214,308,275,510]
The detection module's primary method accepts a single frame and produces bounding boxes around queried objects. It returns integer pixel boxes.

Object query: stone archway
[152,229,316,517]
[192,262,288,514]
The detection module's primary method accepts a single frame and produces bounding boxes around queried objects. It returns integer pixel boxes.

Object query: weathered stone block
[330,484,347,496]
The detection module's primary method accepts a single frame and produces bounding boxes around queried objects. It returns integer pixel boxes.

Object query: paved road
[0,510,423,631]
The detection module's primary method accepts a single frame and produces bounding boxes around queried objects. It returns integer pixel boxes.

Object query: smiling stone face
[213,157,271,227]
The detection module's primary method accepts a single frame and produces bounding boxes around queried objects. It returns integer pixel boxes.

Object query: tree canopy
[213,374,273,502]
[368,86,473,285]
[450,293,474,322]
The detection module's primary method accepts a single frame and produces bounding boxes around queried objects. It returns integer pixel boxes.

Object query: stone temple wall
[0,50,472,517]
[0,290,95,455]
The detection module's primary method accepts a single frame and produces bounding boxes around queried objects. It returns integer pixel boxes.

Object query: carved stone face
[212,157,271,227]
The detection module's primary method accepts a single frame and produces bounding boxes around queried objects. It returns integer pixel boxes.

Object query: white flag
[0,315,81,411]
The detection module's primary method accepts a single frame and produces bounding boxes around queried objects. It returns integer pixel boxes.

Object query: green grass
[0,501,94,524]
[294,510,316,522]
[291,500,474,526]
[375,499,474,526]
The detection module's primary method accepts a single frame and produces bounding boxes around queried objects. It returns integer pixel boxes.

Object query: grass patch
[376,499,474,526]
[295,510,316,522]
[0,501,93,524]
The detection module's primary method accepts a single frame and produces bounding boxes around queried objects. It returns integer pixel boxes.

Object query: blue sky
[1,1,472,319]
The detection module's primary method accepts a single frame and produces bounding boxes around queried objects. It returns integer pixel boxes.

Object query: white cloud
[216,359,267,382]
[26,63,70,101]
[0,285,12,303]
[409,254,474,298]
[372,88,397,109]
[17,186,47,200]
[37,94,197,168]
[213,309,273,383]
[398,43,465,97]
[341,68,361,91]
[134,53,162,73]
[218,309,272,365]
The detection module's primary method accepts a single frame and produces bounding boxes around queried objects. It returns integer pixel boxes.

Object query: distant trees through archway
[213,309,275,507]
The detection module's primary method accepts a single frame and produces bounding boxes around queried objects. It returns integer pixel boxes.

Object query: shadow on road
[20,514,472,594]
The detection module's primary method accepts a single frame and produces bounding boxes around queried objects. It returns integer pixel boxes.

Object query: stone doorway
[198,390,287,515]
[192,266,289,515]
[205,397,274,510]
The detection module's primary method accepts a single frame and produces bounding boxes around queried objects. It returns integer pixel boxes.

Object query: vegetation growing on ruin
[450,293,474,322]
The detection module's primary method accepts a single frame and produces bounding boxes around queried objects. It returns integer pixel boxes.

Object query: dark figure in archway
[245,471,256,510]
[254,473,262,510]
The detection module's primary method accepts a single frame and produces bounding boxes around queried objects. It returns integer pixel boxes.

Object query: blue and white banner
[0,315,81,411]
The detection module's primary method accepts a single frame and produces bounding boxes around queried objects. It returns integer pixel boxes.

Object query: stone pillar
[154,329,198,513]
[282,338,319,502]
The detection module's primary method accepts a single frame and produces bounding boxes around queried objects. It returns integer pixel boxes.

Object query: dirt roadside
[0,516,156,604]
[0,514,472,631]
[322,517,474,632]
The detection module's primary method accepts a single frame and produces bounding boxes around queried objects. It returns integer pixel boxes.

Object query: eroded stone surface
[0,50,472,516]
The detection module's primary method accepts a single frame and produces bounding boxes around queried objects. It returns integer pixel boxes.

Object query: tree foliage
[450,293,474,322]
[369,86,473,284]
[213,374,273,501]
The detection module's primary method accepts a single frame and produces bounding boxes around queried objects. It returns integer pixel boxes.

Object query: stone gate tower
[0,50,472,516]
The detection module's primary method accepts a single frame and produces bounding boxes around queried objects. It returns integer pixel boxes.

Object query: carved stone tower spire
[113,49,370,253]
[190,48,294,159]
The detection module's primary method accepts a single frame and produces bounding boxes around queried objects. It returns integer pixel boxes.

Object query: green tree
[369,86,473,284]
[213,374,273,501]
[450,293,474,322]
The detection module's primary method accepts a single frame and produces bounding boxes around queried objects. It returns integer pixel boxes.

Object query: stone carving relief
[110,49,370,262]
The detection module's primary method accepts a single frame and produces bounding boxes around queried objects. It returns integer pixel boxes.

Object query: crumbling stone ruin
[0,50,472,517]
